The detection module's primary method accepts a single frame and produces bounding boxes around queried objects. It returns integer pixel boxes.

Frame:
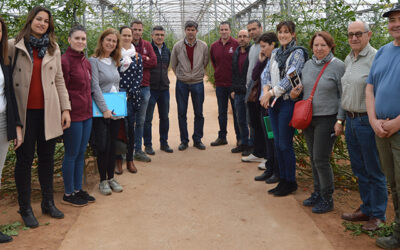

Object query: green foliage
[342,221,394,238]
[0,221,22,236]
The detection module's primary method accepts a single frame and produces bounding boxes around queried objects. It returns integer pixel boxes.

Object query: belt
[346,111,368,118]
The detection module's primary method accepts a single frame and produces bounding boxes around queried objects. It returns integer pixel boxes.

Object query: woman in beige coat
[9,6,71,228]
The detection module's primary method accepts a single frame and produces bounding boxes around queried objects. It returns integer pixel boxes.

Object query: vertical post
[214,0,218,36]
[262,0,266,30]
[231,0,235,30]
[101,3,105,30]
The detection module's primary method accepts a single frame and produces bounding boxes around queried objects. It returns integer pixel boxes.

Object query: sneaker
[145,146,155,155]
[0,232,12,243]
[210,138,228,146]
[303,192,321,207]
[61,193,88,207]
[312,197,333,214]
[76,190,96,203]
[108,178,123,192]
[241,154,264,163]
[134,151,151,162]
[99,180,112,195]
[257,160,267,170]
[241,149,252,156]
[376,234,400,249]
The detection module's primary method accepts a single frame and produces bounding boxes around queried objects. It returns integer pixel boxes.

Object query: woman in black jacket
[0,17,22,244]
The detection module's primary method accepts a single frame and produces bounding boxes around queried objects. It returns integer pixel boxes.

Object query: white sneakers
[258,160,267,170]
[99,178,123,195]
[241,154,265,163]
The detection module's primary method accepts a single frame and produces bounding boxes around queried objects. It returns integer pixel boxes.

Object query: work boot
[115,159,123,175]
[126,161,137,173]
[18,207,39,228]
[376,234,400,249]
[41,200,64,219]
[312,197,333,214]
[274,181,297,197]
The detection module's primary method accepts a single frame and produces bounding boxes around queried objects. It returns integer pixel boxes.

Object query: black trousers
[92,118,120,181]
[15,109,56,209]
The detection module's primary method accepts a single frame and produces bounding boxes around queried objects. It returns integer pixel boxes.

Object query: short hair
[185,20,198,30]
[257,32,279,48]
[310,31,336,54]
[130,19,143,27]
[119,25,132,34]
[247,19,261,27]
[220,21,231,29]
[93,28,122,66]
[276,21,296,34]
[152,25,165,32]
[348,20,370,32]
[69,24,86,37]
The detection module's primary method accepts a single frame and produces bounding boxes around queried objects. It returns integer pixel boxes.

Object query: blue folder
[93,92,127,117]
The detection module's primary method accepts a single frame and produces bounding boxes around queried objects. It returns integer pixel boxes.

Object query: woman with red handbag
[290,31,345,213]
[259,21,308,197]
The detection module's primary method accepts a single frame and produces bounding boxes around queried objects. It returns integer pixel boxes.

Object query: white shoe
[258,160,267,170]
[108,178,123,192]
[99,180,112,195]
[241,154,264,163]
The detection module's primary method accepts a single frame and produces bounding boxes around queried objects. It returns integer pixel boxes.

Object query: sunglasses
[347,31,368,38]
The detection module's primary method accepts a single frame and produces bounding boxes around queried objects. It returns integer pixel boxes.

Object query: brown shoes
[127,161,137,173]
[362,217,385,231]
[341,207,369,221]
[115,159,123,175]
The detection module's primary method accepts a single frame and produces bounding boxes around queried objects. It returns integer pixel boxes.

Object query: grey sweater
[89,57,120,113]
[301,53,345,120]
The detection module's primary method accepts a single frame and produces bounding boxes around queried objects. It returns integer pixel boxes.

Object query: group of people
[0,3,399,249]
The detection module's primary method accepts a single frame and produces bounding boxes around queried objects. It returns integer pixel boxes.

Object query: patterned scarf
[275,39,308,78]
[26,33,49,62]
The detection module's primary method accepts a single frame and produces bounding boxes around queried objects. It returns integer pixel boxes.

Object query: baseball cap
[383,4,400,17]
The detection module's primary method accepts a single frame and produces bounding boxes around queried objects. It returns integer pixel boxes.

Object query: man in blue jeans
[131,20,157,162]
[209,21,240,147]
[144,26,173,154]
[341,21,387,232]
[170,20,209,150]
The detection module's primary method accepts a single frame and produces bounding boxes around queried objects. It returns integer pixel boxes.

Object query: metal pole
[262,0,266,30]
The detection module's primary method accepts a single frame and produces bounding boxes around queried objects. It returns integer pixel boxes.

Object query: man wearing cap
[341,21,388,232]
[365,4,400,249]
[171,20,209,151]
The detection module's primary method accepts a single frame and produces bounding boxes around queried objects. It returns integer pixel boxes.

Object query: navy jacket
[150,41,170,91]
[232,46,250,94]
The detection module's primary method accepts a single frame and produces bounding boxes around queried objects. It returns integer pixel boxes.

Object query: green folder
[263,116,298,139]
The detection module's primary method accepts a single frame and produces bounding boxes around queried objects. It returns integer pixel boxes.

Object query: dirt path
[1,71,381,249]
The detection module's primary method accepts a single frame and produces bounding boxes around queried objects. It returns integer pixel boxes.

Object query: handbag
[289,59,331,129]
[247,79,261,102]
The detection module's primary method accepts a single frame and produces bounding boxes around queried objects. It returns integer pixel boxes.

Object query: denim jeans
[175,80,204,143]
[269,98,296,182]
[144,89,170,147]
[234,94,249,145]
[376,132,400,235]
[346,115,387,220]
[304,115,336,199]
[216,86,240,141]
[62,118,92,194]
[134,86,150,152]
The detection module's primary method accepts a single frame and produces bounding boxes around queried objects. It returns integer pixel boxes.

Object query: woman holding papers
[61,24,95,207]
[259,21,308,197]
[9,6,71,228]
[89,28,123,195]
[290,31,345,213]
[115,26,143,175]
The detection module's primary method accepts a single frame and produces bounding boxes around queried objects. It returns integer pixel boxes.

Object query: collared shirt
[341,43,376,113]
[184,38,197,47]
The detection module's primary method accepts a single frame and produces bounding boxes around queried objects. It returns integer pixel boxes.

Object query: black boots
[41,200,64,219]
[268,179,298,196]
[18,207,39,228]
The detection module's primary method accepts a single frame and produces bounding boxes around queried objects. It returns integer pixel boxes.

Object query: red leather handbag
[289,60,331,129]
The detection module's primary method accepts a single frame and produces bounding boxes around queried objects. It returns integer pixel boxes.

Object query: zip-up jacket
[150,41,170,90]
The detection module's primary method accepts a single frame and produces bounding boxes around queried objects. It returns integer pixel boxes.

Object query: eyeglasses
[347,31,368,38]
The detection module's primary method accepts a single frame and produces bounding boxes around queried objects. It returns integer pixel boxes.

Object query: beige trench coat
[8,38,71,142]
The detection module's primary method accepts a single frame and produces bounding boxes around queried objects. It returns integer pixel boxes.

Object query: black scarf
[26,33,49,62]
[275,39,309,78]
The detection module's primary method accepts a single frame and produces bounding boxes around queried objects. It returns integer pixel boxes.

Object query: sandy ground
[0,71,383,249]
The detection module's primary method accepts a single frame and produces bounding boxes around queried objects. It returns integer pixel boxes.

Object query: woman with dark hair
[90,28,123,195]
[115,26,143,175]
[290,31,345,213]
[0,17,22,244]
[259,21,308,196]
[61,24,95,207]
[8,6,71,228]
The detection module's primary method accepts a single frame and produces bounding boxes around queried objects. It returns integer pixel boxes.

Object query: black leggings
[92,118,120,181]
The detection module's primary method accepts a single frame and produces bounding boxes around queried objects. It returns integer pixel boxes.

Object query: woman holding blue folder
[89,28,123,195]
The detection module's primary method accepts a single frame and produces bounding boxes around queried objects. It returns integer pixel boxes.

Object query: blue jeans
[175,80,204,143]
[134,86,150,152]
[144,89,170,147]
[62,118,92,194]
[346,115,388,220]
[216,86,240,141]
[269,98,296,182]
[234,94,249,145]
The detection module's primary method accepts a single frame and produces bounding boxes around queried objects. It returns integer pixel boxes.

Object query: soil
[0,71,392,249]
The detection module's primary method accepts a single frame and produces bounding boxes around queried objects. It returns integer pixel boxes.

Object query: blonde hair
[93,28,121,66]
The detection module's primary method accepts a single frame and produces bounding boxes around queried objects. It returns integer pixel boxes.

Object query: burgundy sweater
[210,37,239,87]
[134,38,157,87]
[61,46,92,122]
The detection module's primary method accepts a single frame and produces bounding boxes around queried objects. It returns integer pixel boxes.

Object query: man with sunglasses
[341,21,388,232]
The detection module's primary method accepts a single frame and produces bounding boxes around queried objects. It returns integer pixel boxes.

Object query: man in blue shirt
[366,4,400,249]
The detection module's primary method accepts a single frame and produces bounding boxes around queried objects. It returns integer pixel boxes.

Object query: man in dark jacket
[231,29,251,155]
[144,26,173,154]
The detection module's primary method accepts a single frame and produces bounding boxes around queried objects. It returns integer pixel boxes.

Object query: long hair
[92,28,121,67]
[15,6,57,56]
[0,17,9,65]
